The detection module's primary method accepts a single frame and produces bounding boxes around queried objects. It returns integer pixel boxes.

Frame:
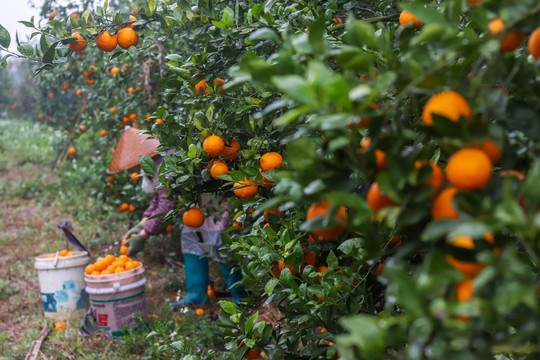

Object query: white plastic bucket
[85,264,147,336]
[34,251,90,320]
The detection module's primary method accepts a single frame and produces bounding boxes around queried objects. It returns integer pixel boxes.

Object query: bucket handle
[80,308,97,336]
[80,308,111,338]
[57,221,90,255]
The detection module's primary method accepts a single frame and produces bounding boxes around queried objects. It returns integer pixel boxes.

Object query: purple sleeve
[143,193,160,218]
[143,187,177,235]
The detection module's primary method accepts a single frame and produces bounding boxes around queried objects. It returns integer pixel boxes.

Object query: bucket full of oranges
[84,254,146,336]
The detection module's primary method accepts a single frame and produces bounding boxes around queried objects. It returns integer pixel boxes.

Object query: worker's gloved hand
[126,234,147,257]
[123,222,144,239]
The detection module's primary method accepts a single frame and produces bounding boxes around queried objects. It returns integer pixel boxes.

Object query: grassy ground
[0,120,233,359]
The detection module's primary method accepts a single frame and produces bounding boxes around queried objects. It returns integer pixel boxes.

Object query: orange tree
[1,0,540,358]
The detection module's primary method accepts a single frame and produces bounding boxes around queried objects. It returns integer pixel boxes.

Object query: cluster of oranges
[67,16,139,54]
[53,321,66,332]
[85,254,141,276]
[118,202,136,213]
[195,78,226,95]
[399,8,540,59]
[45,249,76,258]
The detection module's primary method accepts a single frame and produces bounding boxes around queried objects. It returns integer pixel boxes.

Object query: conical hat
[107,127,160,174]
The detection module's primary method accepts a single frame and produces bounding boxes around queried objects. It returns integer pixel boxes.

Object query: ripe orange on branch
[422,91,471,126]
[456,279,474,302]
[399,10,422,28]
[210,160,228,179]
[111,66,120,75]
[126,15,137,28]
[96,30,117,52]
[366,182,399,214]
[431,187,459,220]
[220,139,240,160]
[68,147,76,156]
[233,178,258,199]
[260,152,282,172]
[472,139,501,164]
[306,199,348,241]
[183,207,205,228]
[414,160,444,194]
[195,79,208,94]
[447,234,497,277]
[528,27,540,60]
[203,135,225,157]
[68,31,87,52]
[117,27,139,49]
[446,148,492,191]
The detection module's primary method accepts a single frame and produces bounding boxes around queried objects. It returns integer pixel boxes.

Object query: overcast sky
[0,0,41,51]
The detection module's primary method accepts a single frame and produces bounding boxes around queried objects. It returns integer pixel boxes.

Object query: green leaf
[286,137,317,171]
[219,300,237,315]
[245,311,258,334]
[139,155,157,175]
[249,28,280,44]
[42,41,59,64]
[273,106,309,127]
[345,19,379,49]
[39,35,49,54]
[308,17,328,52]
[148,0,157,16]
[17,42,34,57]
[264,278,278,295]
[272,75,312,105]
[0,24,11,48]
[115,13,124,26]
[18,21,34,28]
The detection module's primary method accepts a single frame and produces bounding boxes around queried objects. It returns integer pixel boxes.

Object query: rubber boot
[168,254,210,306]
[220,263,247,304]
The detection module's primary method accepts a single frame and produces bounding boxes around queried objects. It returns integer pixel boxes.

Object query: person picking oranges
[107,127,175,256]
[169,195,247,306]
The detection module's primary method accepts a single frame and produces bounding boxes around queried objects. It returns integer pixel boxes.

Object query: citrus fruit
[472,139,501,164]
[260,152,282,172]
[203,135,225,157]
[68,147,76,156]
[431,187,459,220]
[446,148,492,191]
[399,10,422,28]
[414,160,444,194]
[233,179,258,199]
[183,207,205,227]
[366,182,399,213]
[422,91,471,126]
[96,30,117,52]
[195,79,208,94]
[210,160,228,179]
[117,27,139,49]
[528,27,540,60]
[68,31,87,52]
[456,279,473,302]
[100,129,107,137]
[220,139,240,160]
[111,66,120,75]
[306,199,348,241]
